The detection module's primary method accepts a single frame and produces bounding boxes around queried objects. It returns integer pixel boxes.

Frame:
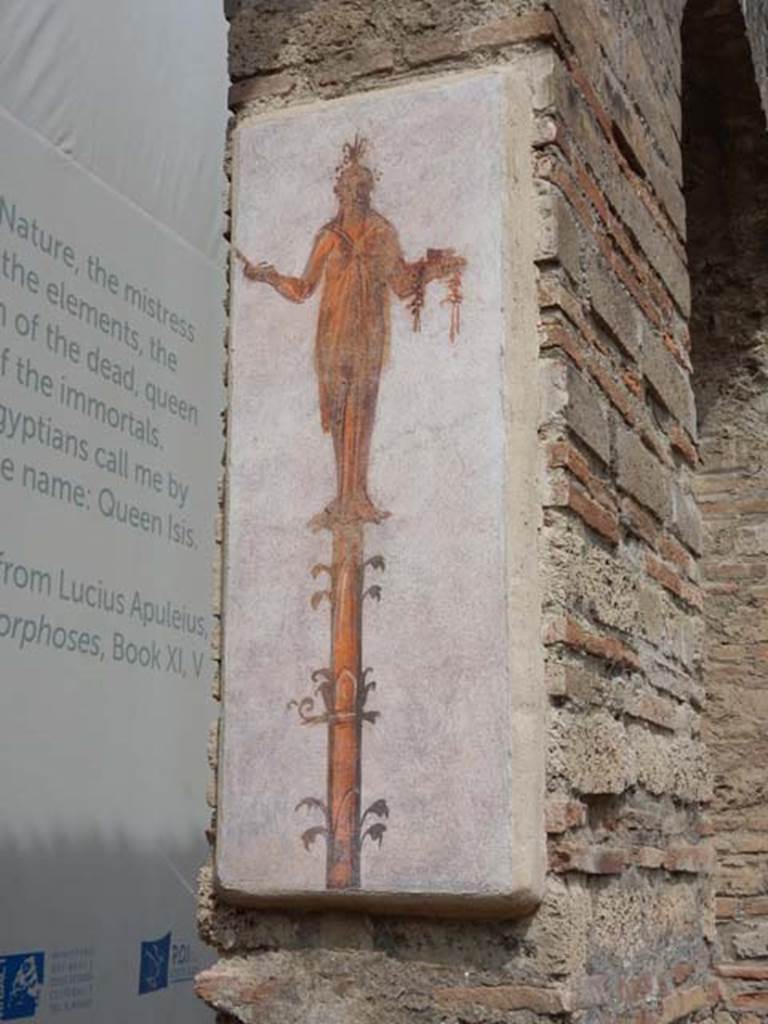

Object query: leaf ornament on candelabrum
[295,797,330,851]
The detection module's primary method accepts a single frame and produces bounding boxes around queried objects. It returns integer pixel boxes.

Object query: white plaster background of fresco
[220,71,535,901]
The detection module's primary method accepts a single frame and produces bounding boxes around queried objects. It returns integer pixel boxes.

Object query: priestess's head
[334,135,375,210]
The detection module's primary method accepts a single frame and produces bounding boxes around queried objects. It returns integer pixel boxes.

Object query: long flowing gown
[272,211,418,437]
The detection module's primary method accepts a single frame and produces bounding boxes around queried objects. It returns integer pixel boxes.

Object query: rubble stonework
[198,1,768,1020]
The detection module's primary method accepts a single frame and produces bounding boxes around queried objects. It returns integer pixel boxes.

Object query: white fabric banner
[0,3,226,1021]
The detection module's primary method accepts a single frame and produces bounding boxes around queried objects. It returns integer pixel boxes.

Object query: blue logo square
[138,933,171,995]
[0,952,44,1020]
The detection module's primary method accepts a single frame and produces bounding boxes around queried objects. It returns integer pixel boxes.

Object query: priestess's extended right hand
[243,260,277,283]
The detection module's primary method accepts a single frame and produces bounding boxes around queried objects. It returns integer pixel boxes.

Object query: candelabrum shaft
[326,524,363,888]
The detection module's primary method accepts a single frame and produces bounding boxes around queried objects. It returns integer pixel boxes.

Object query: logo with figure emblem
[0,952,44,1021]
[137,934,170,995]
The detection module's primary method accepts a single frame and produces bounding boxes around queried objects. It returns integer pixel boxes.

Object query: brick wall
[198,2,768,1021]
[534,4,712,1018]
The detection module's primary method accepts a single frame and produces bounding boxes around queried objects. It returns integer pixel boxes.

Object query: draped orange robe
[270,211,420,437]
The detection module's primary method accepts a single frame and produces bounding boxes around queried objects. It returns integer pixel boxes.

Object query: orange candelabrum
[238,136,465,889]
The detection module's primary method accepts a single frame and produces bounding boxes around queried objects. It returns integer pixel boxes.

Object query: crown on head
[334,133,376,184]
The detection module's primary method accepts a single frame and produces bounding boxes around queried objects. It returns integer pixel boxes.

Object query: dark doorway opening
[684,0,768,980]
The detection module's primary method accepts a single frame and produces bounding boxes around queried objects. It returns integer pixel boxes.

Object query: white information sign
[0,100,221,1022]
